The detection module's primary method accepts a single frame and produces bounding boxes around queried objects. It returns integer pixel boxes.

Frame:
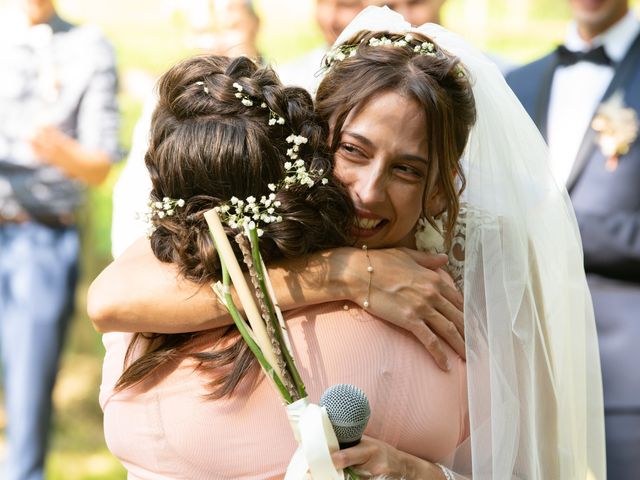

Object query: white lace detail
[447,206,466,293]
[445,204,499,293]
[414,207,465,291]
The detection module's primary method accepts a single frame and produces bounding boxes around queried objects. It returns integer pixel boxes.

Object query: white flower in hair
[216,158,330,236]
[324,32,449,70]
[200,79,333,236]
[139,196,186,238]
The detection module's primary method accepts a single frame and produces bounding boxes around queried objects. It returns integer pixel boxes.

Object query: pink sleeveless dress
[100,301,468,479]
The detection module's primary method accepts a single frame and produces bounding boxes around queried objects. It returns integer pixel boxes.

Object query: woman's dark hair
[317,30,476,245]
[116,55,354,397]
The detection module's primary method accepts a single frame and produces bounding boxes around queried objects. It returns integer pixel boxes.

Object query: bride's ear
[425,166,461,217]
[425,187,446,218]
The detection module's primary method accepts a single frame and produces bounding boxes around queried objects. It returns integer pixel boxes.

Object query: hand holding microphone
[320,384,371,449]
[322,385,442,479]
[285,384,371,479]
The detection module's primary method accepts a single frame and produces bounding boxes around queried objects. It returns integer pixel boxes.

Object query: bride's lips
[350,210,387,238]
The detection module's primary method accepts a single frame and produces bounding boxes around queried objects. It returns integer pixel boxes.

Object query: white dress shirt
[547,11,640,185]
[276,47,327,96]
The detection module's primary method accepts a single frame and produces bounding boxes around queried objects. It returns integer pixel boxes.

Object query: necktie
[556,45,613,67]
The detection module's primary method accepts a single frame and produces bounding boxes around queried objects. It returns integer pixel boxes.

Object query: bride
[92,7,606,479]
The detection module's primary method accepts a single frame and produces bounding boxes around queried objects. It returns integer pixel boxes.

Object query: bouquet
[204,209,360,480]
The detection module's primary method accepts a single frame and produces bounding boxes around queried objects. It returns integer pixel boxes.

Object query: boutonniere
[591,92,639,171]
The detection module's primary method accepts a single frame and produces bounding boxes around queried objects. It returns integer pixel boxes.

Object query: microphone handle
[339,438,361,449]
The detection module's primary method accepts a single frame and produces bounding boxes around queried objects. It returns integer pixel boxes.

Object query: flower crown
[324,33,466,78]
[144,80,329,237]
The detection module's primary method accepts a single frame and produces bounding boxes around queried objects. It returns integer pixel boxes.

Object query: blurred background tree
[0,0,638,478]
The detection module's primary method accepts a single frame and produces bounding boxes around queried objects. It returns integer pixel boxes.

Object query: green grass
[46,352,125,480]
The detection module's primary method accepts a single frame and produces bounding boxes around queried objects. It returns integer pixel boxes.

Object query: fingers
[411,323,452,371]
[397,248,465,332]
[400,248,449,270]
[434,314,466,360]
[425,289,466,362]
[423,272,465,359]
[437,282,464,336]
[443,284,464,315]
[365,247,467,366]
[413,301,466,368]
[435,304,465,356]
[30,127,62,162]
[331,443,372,471]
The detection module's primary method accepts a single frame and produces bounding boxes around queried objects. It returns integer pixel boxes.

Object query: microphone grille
[320,384,371,444]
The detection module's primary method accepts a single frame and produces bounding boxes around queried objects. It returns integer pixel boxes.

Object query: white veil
[334,7,606,479]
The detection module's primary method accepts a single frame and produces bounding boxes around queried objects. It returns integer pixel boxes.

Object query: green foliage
[528,0,570,20]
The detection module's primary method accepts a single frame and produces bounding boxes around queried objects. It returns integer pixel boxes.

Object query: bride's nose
[352,168,387,206]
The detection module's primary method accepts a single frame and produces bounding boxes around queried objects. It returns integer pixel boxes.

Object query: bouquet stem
[217,259,294,403]
[204,209,289,398]
[248,227,307,399]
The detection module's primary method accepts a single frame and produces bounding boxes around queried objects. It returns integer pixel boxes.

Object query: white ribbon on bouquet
[285,398,343,480]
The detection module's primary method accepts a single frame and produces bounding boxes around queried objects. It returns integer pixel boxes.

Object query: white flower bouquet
[204,208,360,480]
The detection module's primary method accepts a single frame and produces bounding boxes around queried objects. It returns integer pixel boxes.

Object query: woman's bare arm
[87,238,465,369]
[88,238,223,333]
[88,238,354,334]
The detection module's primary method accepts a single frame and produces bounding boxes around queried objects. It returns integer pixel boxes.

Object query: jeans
[0,222,78,480]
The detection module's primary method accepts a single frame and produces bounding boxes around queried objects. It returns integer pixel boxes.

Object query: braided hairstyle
[116,55,354,397]
[317,30,476,247]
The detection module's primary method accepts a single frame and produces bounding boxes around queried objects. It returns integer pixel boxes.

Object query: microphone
[320,384,371,449]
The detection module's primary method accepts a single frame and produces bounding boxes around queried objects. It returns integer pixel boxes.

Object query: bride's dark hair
[116,55,354,397]
[317,30,476,246]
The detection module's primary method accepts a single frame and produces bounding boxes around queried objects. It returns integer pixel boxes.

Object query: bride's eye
[338,142,365,157]
[394,164,424,179]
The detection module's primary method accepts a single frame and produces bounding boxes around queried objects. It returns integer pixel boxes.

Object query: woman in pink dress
[94,7,605,479]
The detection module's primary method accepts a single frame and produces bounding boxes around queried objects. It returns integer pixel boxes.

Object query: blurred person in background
[110,0,260,258]
[366,0,446,25]
[279,0,449,91]
[280,0,511,93]
[507,0,640,477]
[366,0,513,72]
[180,0,260,59]
[278,0,366,92]
[0,0,119,478]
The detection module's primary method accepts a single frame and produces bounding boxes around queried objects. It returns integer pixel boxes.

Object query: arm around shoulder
[87,241,353,334]
[87,237,224,333]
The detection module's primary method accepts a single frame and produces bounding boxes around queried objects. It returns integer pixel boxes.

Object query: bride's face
[331,90,431,249]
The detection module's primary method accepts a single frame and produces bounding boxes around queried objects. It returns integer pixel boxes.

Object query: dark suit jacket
[506,39,640,410]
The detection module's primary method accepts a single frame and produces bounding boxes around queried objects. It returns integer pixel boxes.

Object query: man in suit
[506,1,640,477]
